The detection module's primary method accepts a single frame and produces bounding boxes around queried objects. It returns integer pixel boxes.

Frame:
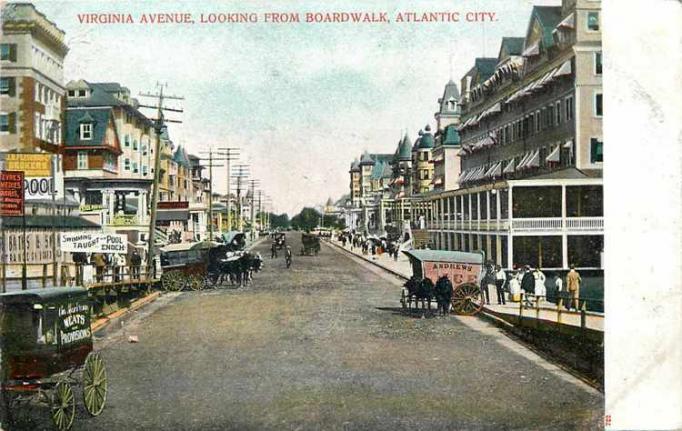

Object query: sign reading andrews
[60,233,127,253]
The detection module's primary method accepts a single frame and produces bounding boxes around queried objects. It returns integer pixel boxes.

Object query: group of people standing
[339,231,401,262]
[481,263,583,311]
[72,249,143,284]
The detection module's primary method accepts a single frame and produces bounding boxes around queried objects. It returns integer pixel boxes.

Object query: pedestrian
[130,249,142,279]
[566,265,582,311]
[494,265,507,305]
[285,245,293,269]
[92,253,106,283]
[533,267,546,301]
[371,243,376,256]
[393,245,399,261]
[271,241,278,259]
[521,265,535,307]
[508,271,521,301]
[114,253,126,282]
[480,262,494,305]
[554,272,564,307]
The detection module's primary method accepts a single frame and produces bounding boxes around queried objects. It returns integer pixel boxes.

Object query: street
[16,233,602,430]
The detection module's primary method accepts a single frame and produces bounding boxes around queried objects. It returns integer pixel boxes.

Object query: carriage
[300,233,321,256]
[273,232,286,250]
[401,250,486,315]
[159,241,224,291]
[0,288,107,430]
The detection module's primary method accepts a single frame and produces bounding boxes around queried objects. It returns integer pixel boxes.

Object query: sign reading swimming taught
[60,233,127,253]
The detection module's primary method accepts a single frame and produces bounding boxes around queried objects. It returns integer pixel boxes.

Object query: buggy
[0,287,107,430]
[300,233,321,256]
[273,233,286,250]
[401,250,486,315]
[159,241,225,291]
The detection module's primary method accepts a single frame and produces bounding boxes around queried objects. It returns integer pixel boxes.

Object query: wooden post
[580,300,587,331]
[535,295,540,327]
[518,293,523,323]
[1,262,5,293]
[42,264,47,288]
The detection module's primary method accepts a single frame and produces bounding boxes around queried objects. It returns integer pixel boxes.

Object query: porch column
[562,234,569,269]
[496,235,502,266]
[561,184,567,220]
[507,234,514,270]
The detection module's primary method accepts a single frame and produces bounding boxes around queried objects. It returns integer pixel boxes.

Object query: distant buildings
[346,0,603,271]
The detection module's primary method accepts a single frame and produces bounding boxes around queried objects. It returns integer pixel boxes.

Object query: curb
[91,291,161,333]
[324,239,409,281]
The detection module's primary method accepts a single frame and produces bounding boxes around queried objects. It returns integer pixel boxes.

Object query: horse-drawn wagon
[300,233,320,256]
[273,232,286,250]
[159,241,223,291]
[0,287,107,430]
[401,250,486,315]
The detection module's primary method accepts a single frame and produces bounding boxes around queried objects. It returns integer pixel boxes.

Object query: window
[142,165,148,176]
[0,77,12,95]
[68,90,75,97]
[77,151,88,169]
[133,139,138,150]
[77,89,86,97]
[590,138,603,163]
[0,43,15,61]
[556,101,562,125]
[565,97,574,122]
[547,104,555,127]
[587,12,600,31]
[79,123,92,140]
[595,93,603,117]
[133,162,138,173]
[595,52,602,75]
[0,113,9,132]
[142,143,147,155]
[124,135,130,147]
[124,158,130,170]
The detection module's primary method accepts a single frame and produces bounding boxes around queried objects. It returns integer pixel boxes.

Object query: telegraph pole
[198,149,228,241]
[232,164,249,232]
[139,84,184,275]
[216,147,239,231]
[247,179,260,241]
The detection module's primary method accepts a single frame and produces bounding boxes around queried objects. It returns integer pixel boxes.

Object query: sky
[33,0,560,216]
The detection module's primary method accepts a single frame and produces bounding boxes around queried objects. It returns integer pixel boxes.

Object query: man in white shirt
[494,265,507,305]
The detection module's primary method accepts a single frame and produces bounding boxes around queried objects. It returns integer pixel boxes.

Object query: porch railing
[427,217,603,232]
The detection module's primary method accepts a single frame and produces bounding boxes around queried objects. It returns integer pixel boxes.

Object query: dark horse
[434,275,453,316]
[403,276,435,311]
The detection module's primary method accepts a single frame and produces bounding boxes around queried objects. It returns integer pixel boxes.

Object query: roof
[402,249,484,265]
[0,287,89,305]
[1,215,100,229]
[398,134,412,160]
[499,37,525,58]
[67,82,152,127]
[349,158,360,172]
[530,6,563,49]
[173,145,191,168]
[380,160,392,178]
[160,241,221,252]
[65,108,117,149]
[438,80,460,114]
[222,231,246,245]
[442,124,461,146]
[525,167,603,180]
[418,125,434,149]
[359,150,374,165]
[474,58,498,81]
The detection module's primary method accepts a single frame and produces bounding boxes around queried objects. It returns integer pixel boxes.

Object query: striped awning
[522,41,540,57]
[546,145,561,163]
[555,60,572,77]
[503,159,515,174]
[556,12,575,30]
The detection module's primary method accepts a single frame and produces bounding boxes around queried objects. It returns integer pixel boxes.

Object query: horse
[434,275,453,316]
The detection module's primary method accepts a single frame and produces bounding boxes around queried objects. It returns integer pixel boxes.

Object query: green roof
[0,287,89,305]
[475,58,498,81]
[398,134,412,160]
[1,215,100,229]
[173,145,191,168]
[442,125,461,146]
[500,37,525,57]
[418,125,434,149]
[402,249,484,265]
[65,108,114,148]
[532,6,563,49]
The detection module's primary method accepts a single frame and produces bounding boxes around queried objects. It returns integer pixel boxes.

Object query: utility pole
[257,190,263,232]
[231,164,249,232]
[198,149,228,241]
[139,84,184,275]
[247,179,260,241]
[216,147,239,231]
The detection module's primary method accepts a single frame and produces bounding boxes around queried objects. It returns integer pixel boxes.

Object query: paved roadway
[14,232,603,430]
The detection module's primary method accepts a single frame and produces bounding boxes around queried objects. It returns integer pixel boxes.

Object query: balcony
[427,217,603,233]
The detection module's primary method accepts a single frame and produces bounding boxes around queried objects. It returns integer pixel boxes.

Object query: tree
[269,213,290,229]
[290,207,321,232]
[323,214,346,230]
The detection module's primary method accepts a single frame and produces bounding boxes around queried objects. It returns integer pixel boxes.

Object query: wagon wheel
[161,270,184,291]
[451,283,484,316]
[187,274,204,291]
[83,352,107,416]
[51,380,75,431]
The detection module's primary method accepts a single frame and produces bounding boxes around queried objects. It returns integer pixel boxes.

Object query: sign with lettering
[2,153,64,200]
[0,170,24,216]
[5,153,51,177]
[58,303,91,345]
[158,201,189,209]
[60,233,127,253]
[423,261,482,287]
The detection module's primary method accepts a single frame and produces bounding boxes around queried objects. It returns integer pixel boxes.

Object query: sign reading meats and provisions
[60,233,127,253]
[58,303,91,345]
[0,170,24,216]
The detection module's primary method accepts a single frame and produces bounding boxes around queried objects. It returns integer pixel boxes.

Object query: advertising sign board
[0,170,24,216]
[60,233,127,254]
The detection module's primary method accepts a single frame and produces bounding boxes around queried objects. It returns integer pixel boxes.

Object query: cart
[0,287,107,430]
[273,233,286,250]
[401,250,485,315]
[159,241,225,291]
[300,233,320,256]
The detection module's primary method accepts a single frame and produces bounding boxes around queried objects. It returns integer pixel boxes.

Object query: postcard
[0,0,679,430]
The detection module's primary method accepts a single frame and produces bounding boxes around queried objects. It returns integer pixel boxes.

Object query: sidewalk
[325,238,604,332]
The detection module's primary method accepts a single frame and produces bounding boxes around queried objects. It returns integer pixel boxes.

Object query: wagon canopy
[402,250,485,285]
[401,250,484,265]
[0,287,89,305]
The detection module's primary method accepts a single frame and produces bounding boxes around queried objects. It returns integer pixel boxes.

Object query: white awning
[522,42,540,57]
[490,162,503,178]
[557,12,575,30]
[503,159,515,174]
[555,60,572,77]
[517,151,532,170]
[525,150,540,169]
[546,145,561,163]
[563,139,573,149]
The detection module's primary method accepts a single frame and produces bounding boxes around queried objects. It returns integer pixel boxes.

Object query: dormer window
[78,89,86,97]
[80,123,92,140]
